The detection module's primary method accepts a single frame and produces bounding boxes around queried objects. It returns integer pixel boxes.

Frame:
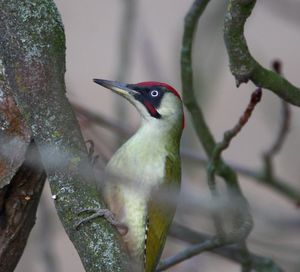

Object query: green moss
[52,130,61,138]
[69,156,81,168]
[1,1,128,270]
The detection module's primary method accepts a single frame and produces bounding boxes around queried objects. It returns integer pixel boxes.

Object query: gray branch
[168,223,284,272]
[0,1,129,271]
[224,0,300,106]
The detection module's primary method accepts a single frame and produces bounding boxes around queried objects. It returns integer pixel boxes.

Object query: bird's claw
[75,208,128,235]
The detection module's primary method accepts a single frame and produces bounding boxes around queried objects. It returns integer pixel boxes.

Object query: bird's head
[93,79,184,130]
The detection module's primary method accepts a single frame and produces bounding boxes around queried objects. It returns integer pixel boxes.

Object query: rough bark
[0,1,128,271]
[0,68,46,271]
[0,141,46,272]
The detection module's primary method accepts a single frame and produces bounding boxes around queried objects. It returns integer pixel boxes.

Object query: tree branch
[157,238,220,271]
[181,0,252,236]
[207,88,262,197]
[183,149,300,205]
[73,103,132,137]
[209,88,262,174]
[224,0,300,106]
[207,88,262,194]
[181,0,216,157]
[167,223,284,272]
[180,0,255,269]
[181,0,245,195]
[0,1,129,271]
[263,60,292,182]
[207,88,261,240]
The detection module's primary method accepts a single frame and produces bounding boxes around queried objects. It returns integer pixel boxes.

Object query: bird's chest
[106,142,167,188]
[104,143,169,257]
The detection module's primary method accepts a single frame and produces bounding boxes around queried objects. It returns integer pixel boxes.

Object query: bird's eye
[150,90,159,97]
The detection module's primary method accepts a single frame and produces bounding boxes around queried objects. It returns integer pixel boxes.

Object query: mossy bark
[0,1,128,271]
[224,0,300,106]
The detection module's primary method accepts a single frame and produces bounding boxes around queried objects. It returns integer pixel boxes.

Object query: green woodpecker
[94,79,184,271]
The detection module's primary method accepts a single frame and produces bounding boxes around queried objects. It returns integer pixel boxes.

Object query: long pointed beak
[93,79,139,97]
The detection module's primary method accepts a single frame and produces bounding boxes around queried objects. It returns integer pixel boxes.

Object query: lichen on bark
[0,1,129,271]
[224,0,300,107]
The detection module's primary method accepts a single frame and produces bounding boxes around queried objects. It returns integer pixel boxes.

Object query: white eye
[150,90,159,97]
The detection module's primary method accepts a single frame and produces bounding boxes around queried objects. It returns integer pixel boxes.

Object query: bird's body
[94,80,183,271]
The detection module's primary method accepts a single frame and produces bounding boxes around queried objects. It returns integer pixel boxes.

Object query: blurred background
[15,0,300,271]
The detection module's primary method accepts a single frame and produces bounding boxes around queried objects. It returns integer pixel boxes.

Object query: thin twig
[116,0,136,82]
[183,148,300,204]
[114,0,137,146]
[270,100,290,155]
[208,88,262,194]
[210,88,262,168]
[207,88,261,241]
[157,238,220,271]
[73,103,133,137]
[263,60,292,180]
[168,223,284,272]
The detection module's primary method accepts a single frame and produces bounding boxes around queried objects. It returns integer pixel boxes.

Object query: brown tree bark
[0,141,46,272]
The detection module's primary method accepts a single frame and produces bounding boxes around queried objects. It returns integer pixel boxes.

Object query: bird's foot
[86,140,99,166]
[75,208,128,235]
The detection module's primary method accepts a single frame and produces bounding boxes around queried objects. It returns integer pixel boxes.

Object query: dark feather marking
[144,216,150,268]
[136,81,182,100]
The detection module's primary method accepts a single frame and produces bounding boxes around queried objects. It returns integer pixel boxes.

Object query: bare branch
[116,0,136,82]
[210,88,262,168]
[263,60,292,180]
[224,0,300,106]
[181,0,247,200]
[167,223,284,272]
[266,61,291,156]
[181,0,216,157]
[181,0,254,269]
[207,88,261,241]
[208,88,262,192]
[157,238,220,271]
[73,103,132,137]
[183,149,300,205]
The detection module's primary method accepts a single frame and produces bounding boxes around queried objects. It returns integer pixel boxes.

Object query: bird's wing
[144,155,181,272]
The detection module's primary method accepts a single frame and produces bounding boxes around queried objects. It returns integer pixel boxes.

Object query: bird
[90,79,184,271]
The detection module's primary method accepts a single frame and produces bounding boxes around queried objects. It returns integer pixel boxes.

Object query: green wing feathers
[144,155,181,272]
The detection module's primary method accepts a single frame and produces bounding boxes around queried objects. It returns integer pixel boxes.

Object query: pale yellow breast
[104,136,167,260]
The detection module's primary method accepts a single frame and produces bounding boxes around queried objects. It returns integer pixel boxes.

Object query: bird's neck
[129,118,182,153]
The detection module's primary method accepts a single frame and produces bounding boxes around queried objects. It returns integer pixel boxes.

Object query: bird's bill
[93,79,139,97]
